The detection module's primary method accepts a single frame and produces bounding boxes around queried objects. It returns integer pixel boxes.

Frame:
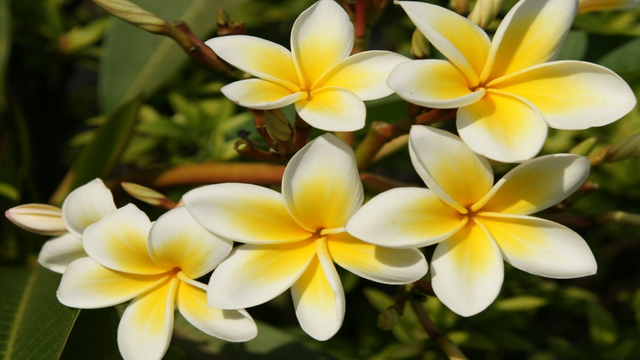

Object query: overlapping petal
[346,187,466,248]
[430,220,504,317]
[5,204,66,236]
[149,207,233,279]
[283,133,363,231]
[479,214,597,278]
[177,281,257,342]
[481,0,577,82]
[208,240,317,309]
[57,257,169,309]
[206,36,299,89]
[388,60,485,109]
[409,126,494,210]
[478,154,589,215]
[220,79,305,110]
[62,178,117,238]
[457,90,548,163]
[327,232,428,284]
[295,87,366,131]
[82,204,164,275]
[316,51,408,100]
[490,61,637,129]
[38,233,85,274]
[291,0,353,88]
[397,1,490,85]
[291,240,345,341]
[118,278,178,360]
[184,183,310,244]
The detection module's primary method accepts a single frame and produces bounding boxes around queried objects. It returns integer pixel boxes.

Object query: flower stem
[173,21,236,76]
[410,300,468,360]
[294,114,311,150]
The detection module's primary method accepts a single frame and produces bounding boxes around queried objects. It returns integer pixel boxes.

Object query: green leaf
[99,0,247,112]
[557,31,588,61]
[588,302,618,346]
[0,0,10,112]
[494,296,548,312]
[59,308,121,359]
[0,266,79,360]
[71,96,142,190]
[598,37,640,76]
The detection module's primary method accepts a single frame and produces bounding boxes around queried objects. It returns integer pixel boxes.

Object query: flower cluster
[5,0,638,359]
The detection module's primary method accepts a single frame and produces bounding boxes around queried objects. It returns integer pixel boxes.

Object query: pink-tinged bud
[121,182,177,209]
[5,204,67,236]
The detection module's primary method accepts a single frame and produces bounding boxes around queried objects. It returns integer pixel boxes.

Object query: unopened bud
[578,0,640,13]
[264,110,294,143]
[92,0,167,34]
[217,9,230,36]
[229,19,246,35]
[605,133,640,162]
[468,0,505,28]
[5,204,67,236]
[377,308,400,330]
[570,137,597,156]
[121,182,177,209]
[411,29,430,59]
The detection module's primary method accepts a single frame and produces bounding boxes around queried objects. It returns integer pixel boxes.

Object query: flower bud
[411,29,430,59]
[5,204,67,236]
[92,0,167,34]
[121,182,176,209]
[217,9,230,36]
[578,0,640,13]
[570,137,597,156]
[468,0,505,29]
[265,110,295,156]
[377,308,400,330]
[605,133,640,162]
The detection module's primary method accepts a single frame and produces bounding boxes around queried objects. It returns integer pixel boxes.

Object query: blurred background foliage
[1,0,640,359]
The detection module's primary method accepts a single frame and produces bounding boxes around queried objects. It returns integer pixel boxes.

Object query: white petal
[409,126,493,210]
[177,281,257,342]
[5,204,66,236]
[207,241,316,309]
[62,178,117,239]
[82,204,164,274]
[291,240,345,341]
[295,87,366,131]
[291,0,353,88]
[282,133,363,231]
[184,183,311,244]
[431,220,504,317]
[220,79,305,110]
[38,233,85,274]
[149,207,232,279]
[478,214,597,278]
[327,232,428,284]
[118,277,178,360]
[57,257,169,309]
[346,187,466,248]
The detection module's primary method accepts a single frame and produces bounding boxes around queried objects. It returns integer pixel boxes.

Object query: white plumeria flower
[183,134,428,341]
[5,178,117,273]
[207,0,408,131]
[57,205,257,360]
[578,0,640,12]
[347,126,597,316]
[388,0,636,162]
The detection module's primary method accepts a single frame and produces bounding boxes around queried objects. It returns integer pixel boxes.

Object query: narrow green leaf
[588,302,618,346]
[99,0,247,112]
[71,96,142,190]
[59,308,120,359]
[0,266,79,360]
[494,296,548,312]
[0,0,10,111]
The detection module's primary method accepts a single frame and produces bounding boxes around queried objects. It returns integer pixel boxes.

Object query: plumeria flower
[5,178,116,273]
[207,0,408,131]
[578,0,640,12]
[347,126,597,316]
[183,134,428,341]
[388,0,636,162]
[57,205,257,360]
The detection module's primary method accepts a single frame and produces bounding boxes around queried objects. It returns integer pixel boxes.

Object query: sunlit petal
[38,233,85,274]
[283,133,363,230]
[149,207,233,279]
[206,36,299,90]
[295,87,366,131]
[291,240,345,341]
[479,214,597,278]
[327,232,428,284]
[346,187,466,248]
[409,126,493,210]
[388,60,485,109]
[220,79,305,110]
[490,61,637,129]
[82,204,164,275]
[481,0,577,82]
[431,220,504,317]
[118,277,178,360]
[57,257,169,309]
[62,178,117,239]
[208,240,316,309]
[291,0,353,88]
[184,183,310,244]
[457,90,548,163]
[177,281,257,342]
[5,204,66,236]
[316,51,408,100]
[477,154,590,215]
[397,1,490,85]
